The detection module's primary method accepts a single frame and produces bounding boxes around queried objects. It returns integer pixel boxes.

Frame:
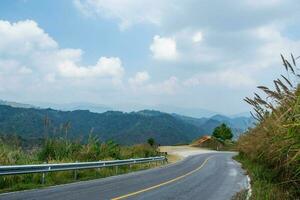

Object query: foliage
[0,136,161,193]
[235,154,291,200]
[212,123,233,140]
[147,138,155,146]
[237,54,300,199]
[0,108,202,145]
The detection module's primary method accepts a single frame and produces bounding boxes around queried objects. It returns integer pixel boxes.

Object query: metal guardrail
[0,156,166,176]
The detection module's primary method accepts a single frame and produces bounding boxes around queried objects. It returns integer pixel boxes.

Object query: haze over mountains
[1,99,252,118]
[0,100,254,145]
[28,101,247,118]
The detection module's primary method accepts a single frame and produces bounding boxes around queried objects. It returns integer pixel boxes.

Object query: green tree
[147,138,155,146]
[212,123,233,141]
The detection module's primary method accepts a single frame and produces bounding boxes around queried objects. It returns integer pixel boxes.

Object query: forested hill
[0,105,254,145]
[0,105,203,145]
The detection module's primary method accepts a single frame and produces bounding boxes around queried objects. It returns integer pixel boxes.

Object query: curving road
[0,152,248,200]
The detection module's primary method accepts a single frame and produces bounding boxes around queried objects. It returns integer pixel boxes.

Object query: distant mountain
[0,105,203,145]
[36,102,218,118]
[152,105,218,118]
[32,102,113,114]
[230,112,252,118]
[2,99,250,119]
[0,100,35,109]
[173,114,255,138]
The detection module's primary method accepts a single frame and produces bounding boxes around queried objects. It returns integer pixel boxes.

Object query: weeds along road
[0,152,248,200]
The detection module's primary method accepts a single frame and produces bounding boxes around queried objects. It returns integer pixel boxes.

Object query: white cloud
[145,76,179,95]
[192,31,203,43]
[184,69,256,89]
[74,0,166,30]
[18,66,33,74]
[158,76,179,94]
[58,57,124,79]
[0,20,125,99]
[44,73,56,82]
[0,20,124,80]
[150,35,178,61]
[129,71,150,86]
[0,20,57,55]
[247,25,300,69]
[128,75,179,95]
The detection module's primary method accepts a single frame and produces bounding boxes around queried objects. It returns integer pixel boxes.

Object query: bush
[237,54,300,199]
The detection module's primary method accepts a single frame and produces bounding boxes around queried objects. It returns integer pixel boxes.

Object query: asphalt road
[0,153,248,200]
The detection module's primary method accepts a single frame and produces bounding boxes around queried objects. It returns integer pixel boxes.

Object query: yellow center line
[111,156,213,200]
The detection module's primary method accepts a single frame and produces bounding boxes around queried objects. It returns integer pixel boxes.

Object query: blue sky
[0,0,299,115]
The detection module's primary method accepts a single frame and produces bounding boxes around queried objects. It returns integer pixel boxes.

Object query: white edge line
[246,175,252,200]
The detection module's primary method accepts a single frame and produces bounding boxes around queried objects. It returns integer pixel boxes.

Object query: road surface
[0,152,248,200]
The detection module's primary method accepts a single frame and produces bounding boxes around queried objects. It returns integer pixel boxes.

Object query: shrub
[237,54,300,199]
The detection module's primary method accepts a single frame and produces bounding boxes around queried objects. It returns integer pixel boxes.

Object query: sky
[0,0,299,115]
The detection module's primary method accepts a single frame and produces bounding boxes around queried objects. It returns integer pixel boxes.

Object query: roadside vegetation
[0,134,161,193]
[212,123,233,141]
[236,54,300,199]
[192,123,236,151]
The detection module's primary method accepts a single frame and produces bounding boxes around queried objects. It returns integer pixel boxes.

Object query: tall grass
[237,54,300,199]
[0,134,161,193]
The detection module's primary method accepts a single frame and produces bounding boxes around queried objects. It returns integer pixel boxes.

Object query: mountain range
[172,114,254,139]
[28,101,231,118]
[0,100,255,145]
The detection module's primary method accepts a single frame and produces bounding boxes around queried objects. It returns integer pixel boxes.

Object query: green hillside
[0,106,203,145]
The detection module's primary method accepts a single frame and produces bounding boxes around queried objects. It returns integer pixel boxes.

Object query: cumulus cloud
[153,76,179,94]
[0,20,57,55]
[0,19,125,99]
[150,35,178,61]
[58,57,124,79]
[128,71,150,86]
[128,74,179,95]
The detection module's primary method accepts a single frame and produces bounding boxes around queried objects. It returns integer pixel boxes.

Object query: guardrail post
[41,162,46,184]
[42,172,45,184]
[98,161,102,173]
[74,161,78,180]
[115,166,118,174]
[129,162,132,170]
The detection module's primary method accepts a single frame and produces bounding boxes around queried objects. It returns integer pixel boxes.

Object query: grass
[0,162,163,193]
[234,154,295,200]
[0,134,164,193]
[236,54,300,200]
